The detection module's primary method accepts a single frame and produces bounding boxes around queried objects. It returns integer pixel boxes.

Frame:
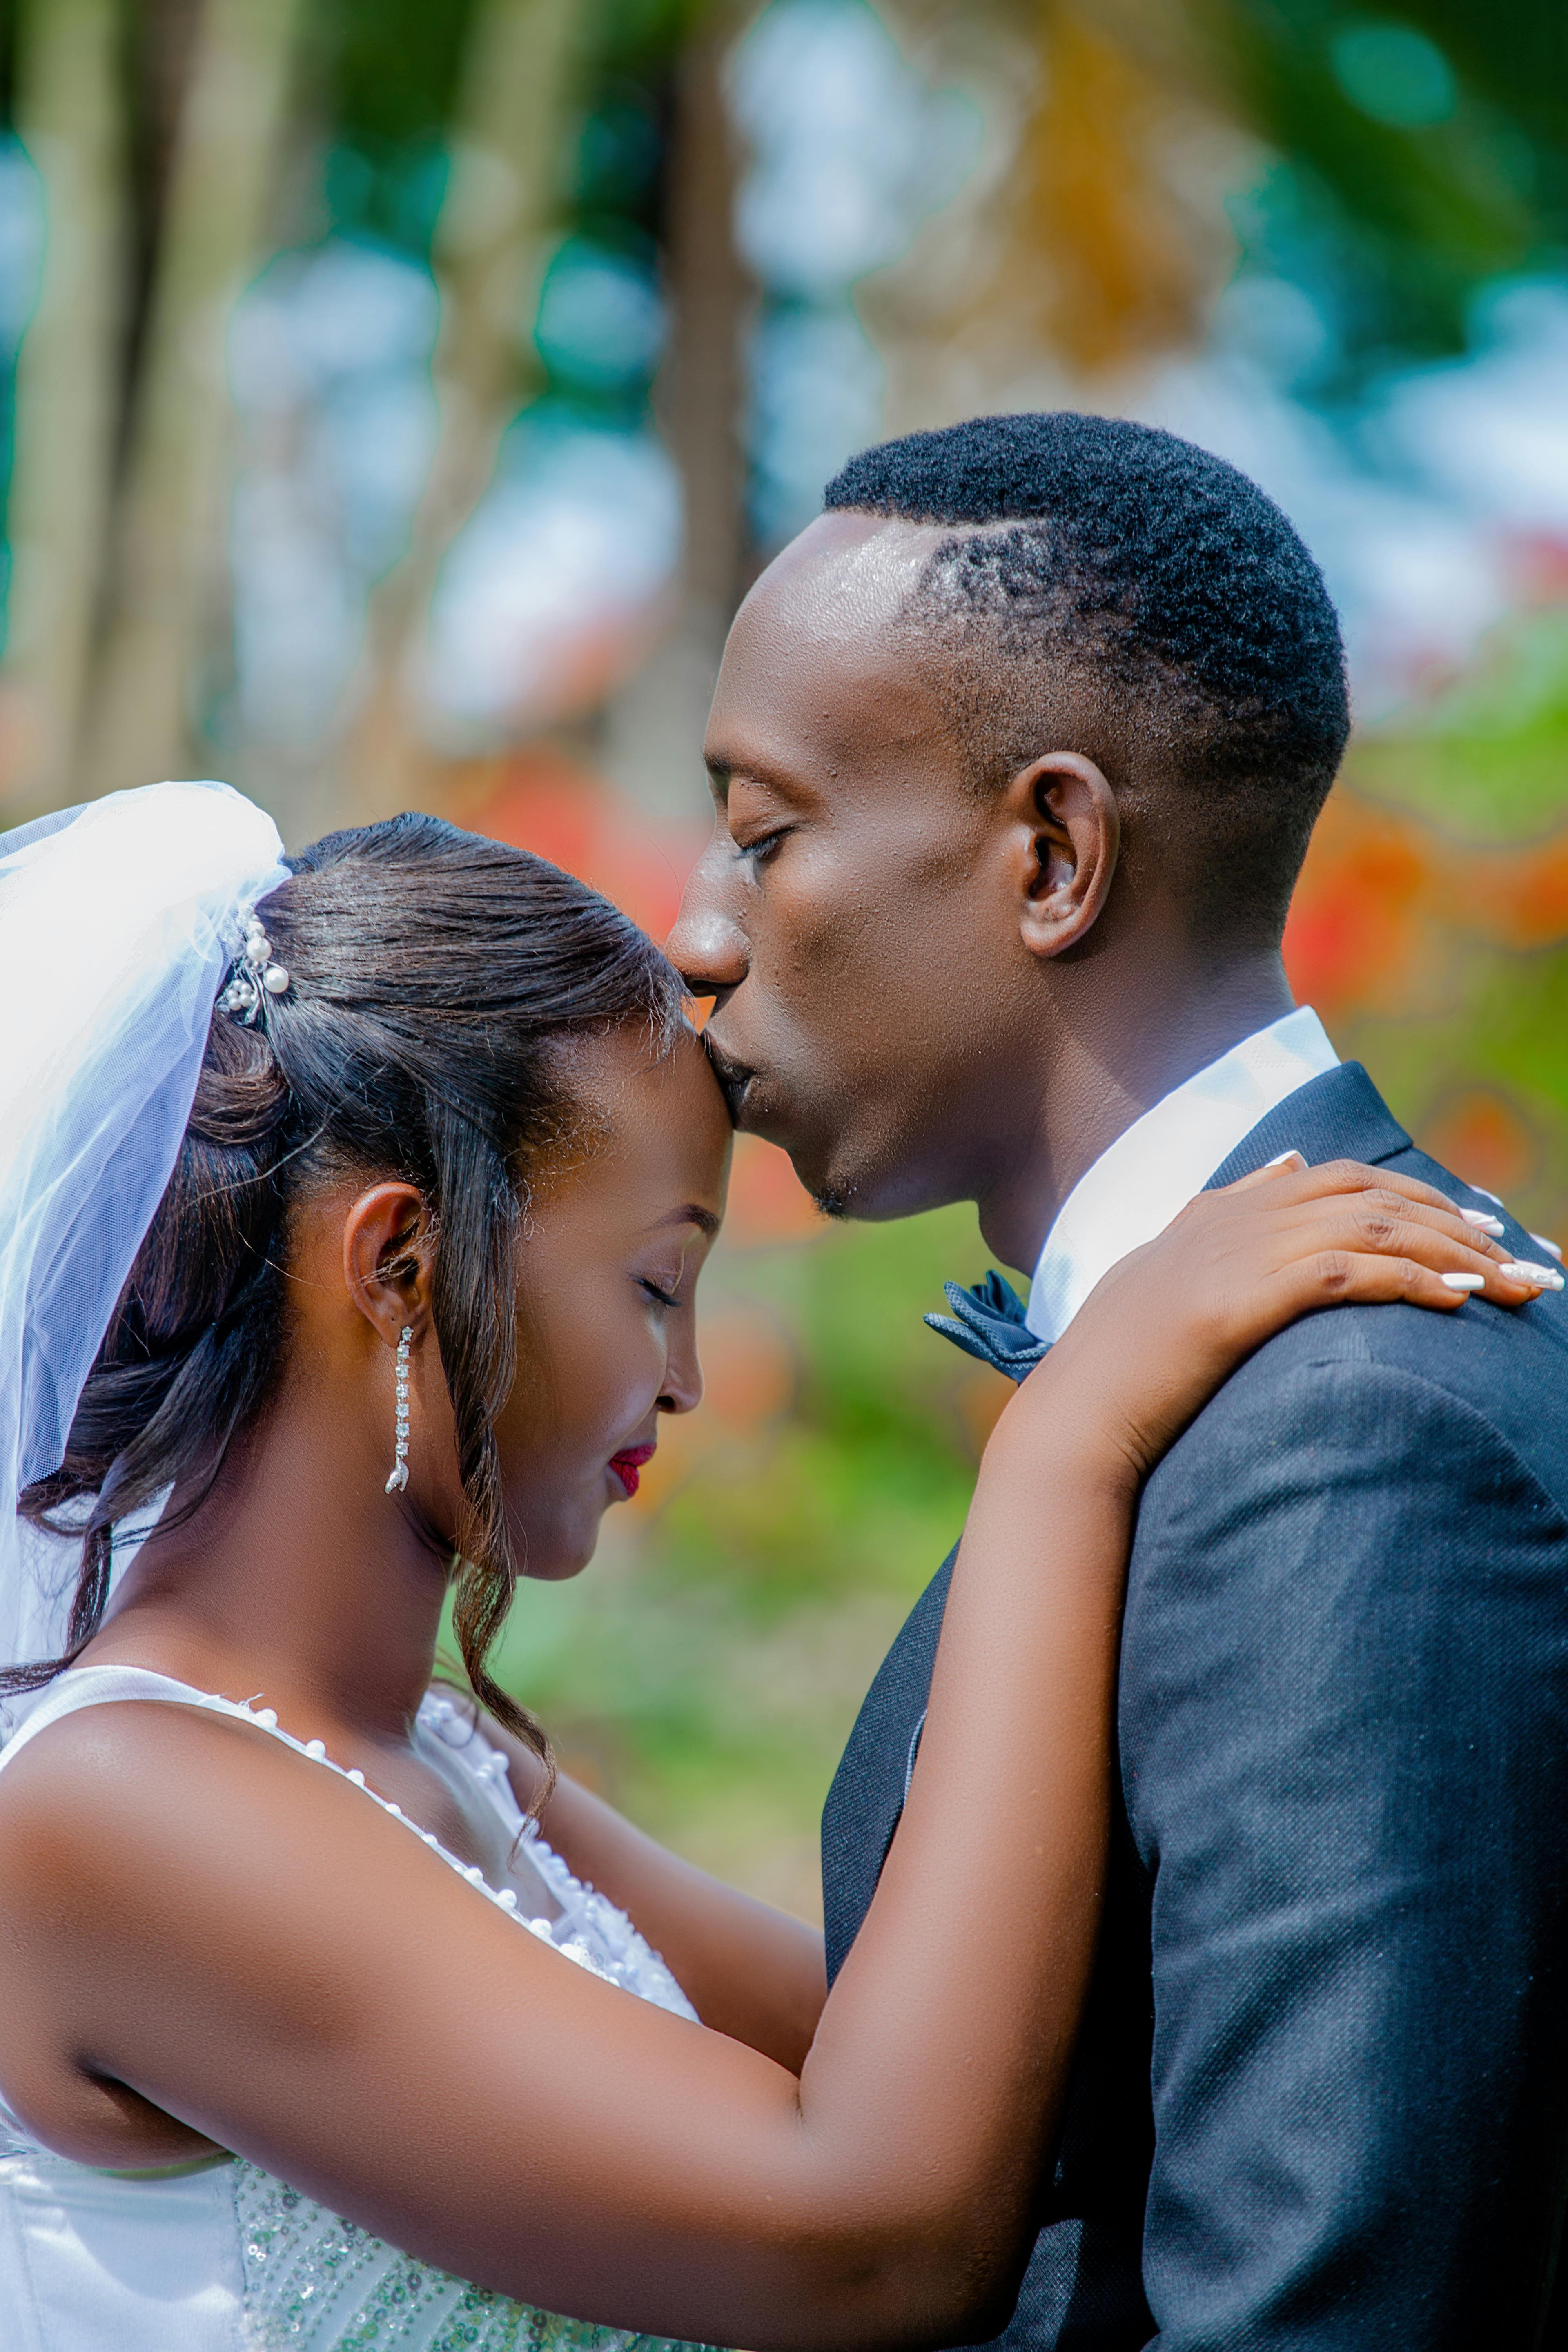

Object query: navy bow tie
[924,1270,1051,1384]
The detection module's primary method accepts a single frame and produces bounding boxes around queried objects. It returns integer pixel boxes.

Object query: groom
[668,413,1568,2347]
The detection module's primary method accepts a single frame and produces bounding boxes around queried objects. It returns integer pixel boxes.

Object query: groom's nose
[668,840,749,996]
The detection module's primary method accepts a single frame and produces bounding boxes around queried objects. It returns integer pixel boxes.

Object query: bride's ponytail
[8,812,684,1805]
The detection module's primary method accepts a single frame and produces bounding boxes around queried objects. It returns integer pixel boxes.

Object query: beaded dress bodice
[0,1666,725,2352]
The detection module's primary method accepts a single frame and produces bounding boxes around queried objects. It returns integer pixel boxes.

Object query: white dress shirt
[1025,1005,1341,1343]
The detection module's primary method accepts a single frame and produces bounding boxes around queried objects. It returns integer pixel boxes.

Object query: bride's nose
[657,1319,704,1419]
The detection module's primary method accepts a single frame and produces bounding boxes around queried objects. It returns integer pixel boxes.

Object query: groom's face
[669,514,1030,1221]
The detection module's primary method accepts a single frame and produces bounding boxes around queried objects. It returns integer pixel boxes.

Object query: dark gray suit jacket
[821,1064,1568,2348]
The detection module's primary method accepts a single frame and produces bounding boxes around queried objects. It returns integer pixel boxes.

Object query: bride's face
[494,1026,732,1579]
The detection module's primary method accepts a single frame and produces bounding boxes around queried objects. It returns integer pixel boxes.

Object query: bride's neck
[83,1389,450,1744]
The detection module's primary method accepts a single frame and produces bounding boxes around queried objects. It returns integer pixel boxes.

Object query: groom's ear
[1002,752,1120,960]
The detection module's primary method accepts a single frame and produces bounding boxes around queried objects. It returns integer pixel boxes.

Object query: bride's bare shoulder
[0,1698,510,2166]
[0,1690,791,2312]
[0,1694,348,1875]
[0,1692,509,1955]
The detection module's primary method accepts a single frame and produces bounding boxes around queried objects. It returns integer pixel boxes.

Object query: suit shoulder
[1157,1289,1568,1527]
[1221,1129,1568,1442]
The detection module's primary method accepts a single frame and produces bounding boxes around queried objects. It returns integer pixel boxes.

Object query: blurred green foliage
[1354,610,1568,840]
[1214,0,1567,380]
[312,0,684,263]
[1323,611,1568,1242]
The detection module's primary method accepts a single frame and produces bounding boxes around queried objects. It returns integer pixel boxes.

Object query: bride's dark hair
[6,813,684,1792]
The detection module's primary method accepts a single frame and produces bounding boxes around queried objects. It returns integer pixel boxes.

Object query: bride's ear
[343,1183,435,1347]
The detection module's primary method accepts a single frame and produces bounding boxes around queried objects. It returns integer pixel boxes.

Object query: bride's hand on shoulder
[991,1156,1550,1490]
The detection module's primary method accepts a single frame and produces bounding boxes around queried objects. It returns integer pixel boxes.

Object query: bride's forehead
[548,1029,731,1206]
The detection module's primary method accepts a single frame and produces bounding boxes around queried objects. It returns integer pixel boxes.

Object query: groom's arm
[1122,1322,1568,2348]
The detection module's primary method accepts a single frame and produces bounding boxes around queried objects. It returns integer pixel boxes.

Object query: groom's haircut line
[824,413,1350,947]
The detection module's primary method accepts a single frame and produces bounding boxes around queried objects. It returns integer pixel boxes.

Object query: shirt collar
[1024,1006,1341,1343]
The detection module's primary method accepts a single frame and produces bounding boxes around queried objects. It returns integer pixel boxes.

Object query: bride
[0,782,1532,2352]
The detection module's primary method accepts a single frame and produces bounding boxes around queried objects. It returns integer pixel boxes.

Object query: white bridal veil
[0,781,288,1675]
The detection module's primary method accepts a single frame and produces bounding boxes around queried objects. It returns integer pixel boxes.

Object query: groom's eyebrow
[708,759,814,808]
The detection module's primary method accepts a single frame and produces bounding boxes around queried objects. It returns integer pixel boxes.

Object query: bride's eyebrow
[652,1204,720,1238]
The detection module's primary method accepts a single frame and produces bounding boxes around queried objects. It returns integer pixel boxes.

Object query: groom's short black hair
[824,413,1348,944]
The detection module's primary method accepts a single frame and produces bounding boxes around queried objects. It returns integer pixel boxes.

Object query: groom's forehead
[742,511,943,641]
[707,514,960,779]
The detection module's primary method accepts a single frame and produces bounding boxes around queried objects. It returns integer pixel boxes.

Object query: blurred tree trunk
[601,7,755,820]
[1020,5,1209,373]
[344,0,581,824]
[660,15,753,630]
[0,0,125,808]
[79,0,307,798]
[884,0,1213,394]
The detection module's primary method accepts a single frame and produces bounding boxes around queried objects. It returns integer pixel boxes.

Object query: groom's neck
[973,947,1296,1274]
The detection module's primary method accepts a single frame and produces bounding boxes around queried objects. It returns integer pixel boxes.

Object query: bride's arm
[0,1163,1530,2352]
[490,1753,830,2071]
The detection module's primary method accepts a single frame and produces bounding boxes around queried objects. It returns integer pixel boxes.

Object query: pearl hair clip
[217,908,290,1024]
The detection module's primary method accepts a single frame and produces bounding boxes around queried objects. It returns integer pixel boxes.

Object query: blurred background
[0,0,1564,1916]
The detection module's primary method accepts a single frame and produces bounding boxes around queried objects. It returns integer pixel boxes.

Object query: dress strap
[0,1664,553,1937]
[0,1663,219,1770]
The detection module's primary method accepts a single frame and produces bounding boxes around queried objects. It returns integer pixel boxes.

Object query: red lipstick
[608,1443,656,1498]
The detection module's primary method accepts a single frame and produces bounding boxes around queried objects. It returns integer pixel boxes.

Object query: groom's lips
[702,1037,756,1124]
[608,1444,656,1499]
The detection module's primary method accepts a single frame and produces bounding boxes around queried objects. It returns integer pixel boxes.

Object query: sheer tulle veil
[0,782,288,1678]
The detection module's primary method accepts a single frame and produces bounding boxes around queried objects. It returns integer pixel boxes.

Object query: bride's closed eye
[638,1277,681,1310]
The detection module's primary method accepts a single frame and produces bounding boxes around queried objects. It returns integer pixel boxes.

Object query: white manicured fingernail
[1461,1209,1506,1235]
[1499,1261,1565,1290]
[1530,1232,1564,1261]
[1440,1272,1486,1291]
[1264,1149,1306,1170]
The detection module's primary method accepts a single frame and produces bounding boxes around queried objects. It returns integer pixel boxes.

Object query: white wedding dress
[0,1666,727,2352]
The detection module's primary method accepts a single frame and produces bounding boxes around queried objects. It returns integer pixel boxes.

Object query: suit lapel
[1205,1060,1410,1189]
[821,1551,956,1981]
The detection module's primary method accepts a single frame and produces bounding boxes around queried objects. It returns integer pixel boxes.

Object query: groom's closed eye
[735,829,791,866]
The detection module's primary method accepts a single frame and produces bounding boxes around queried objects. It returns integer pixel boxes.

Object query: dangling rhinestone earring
[385,1327,411,1494]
